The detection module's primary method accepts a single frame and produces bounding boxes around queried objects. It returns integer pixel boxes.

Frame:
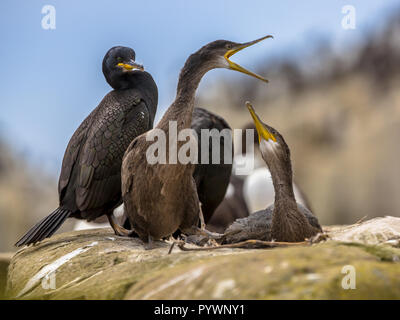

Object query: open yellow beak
[224,35,273,83]
[117,60,144,71]
[245,101,276,143]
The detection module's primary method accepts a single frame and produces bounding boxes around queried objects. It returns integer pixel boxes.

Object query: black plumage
[192,107,233,223]
[16,46,158,246]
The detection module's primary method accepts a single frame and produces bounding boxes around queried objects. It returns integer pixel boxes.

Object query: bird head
[194,35,273,82]
[102,46,144,89]
[245,101,291,169]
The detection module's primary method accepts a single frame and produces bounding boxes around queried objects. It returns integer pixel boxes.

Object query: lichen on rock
[5,216,400,300]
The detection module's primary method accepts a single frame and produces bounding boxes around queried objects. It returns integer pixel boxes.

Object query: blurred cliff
[199,12,400,226]
[0,138,73,252]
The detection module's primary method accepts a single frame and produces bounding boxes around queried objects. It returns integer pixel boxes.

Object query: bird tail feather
[15,208,71,247]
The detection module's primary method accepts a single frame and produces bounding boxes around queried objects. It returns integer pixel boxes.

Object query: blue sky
[0,0,398,174]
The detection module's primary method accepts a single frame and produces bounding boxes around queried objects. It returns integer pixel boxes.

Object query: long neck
[158,53,210,130]
[268,150,317,242]
[268,156,297,208]
[268,153,300,241]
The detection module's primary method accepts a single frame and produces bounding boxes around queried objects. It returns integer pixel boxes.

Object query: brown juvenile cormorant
[15,46,158,246]
[121,36,272,244]
[120,107,233,234]
[223,102,322,243]
[207,122,312,233]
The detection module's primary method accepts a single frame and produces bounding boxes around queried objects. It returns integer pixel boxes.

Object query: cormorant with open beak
[122,36,272,245]
[16,46,157,246]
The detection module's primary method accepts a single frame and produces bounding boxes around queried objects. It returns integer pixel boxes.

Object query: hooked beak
[225,35,273,83]
[245,101,276,143]
[117,59,144,71]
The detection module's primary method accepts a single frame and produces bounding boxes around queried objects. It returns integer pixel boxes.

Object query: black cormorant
[121,37,272,244]
[15,46,158,246]
[192,107,233,224]
[223,102,321,243]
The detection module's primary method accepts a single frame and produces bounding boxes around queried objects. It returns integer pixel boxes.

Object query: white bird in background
[74,204,125,231]
[243,166,308,213]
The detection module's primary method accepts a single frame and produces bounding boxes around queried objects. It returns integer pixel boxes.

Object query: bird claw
[107,213,136,237]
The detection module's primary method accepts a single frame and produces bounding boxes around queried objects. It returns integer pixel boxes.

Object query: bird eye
[117,57,122,62]
[226,44,232,50]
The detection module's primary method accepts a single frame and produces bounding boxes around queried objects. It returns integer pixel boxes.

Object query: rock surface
[0,253,13,299]
[5,216,400,300]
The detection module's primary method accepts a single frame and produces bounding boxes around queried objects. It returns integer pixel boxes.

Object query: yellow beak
[117,61,144,71]
[224,35,273,83]
[245,101,276,143]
